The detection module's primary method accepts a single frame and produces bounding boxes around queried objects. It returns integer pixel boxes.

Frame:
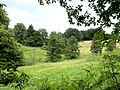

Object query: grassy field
[19,41,101,77]
[20,46,47,65]
[1,41,120,90]
[80,41,91,54]
[20,41,93,66]
[18,41,102,90]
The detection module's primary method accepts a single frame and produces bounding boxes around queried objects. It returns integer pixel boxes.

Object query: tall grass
[20,46,46,65]
[1,41,120,90]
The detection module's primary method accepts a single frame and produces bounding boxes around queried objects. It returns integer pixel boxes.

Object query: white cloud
[4,0,71,33]
[1,0,113,34]
[6,7,31,26]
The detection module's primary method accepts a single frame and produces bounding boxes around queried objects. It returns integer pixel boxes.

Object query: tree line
[13,24,83,61]
[13,22,110,47]
[13,22,120,62]
[14,23,83,47]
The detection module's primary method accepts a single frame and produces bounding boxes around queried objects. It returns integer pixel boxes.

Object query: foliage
[0,4,9,28]
[89,27,118,52]
[81,28,105,41]
[80,53,120,90]
[38,0,120,27]
[105,39,116,51]
[26,24,35,37]
[0,4,29,89]
[90,40,103,54]
[64,28,83,41]
[113,20,120,41]
[14,23,27,45]
[99,54,120,89]
[81,30,90,41]
[87,28,105,40]
[0,26,30,89]
[104,33,117,51]
[0,25,23,71]
[90,28,105,53]
[38,29,48,46]
[86,28,96,40]
[25,24,35,46]
[104,21,120,51]
[65,36,80,59]
[49,31,66,53]
[0,69,29,90]
[32,29,48,47]
[46,32,64,62]
[24,25,48,47]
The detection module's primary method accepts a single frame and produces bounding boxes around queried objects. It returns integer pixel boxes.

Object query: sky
[1,0,113,34]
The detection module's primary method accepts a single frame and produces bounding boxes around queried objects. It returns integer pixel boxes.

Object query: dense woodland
[0,0,120,90]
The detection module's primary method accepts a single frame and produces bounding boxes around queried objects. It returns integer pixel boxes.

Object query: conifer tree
[25,24,35,46]
[46,36,61,62]
[0,4,29,87]
[65,36,80,59]
[46,32,65,62]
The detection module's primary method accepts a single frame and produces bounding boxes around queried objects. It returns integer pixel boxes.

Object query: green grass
[18,41,103,90]
[19,59,99,77]
[20,46,47,65]
[18,59,101,90]
[2,41,120,90]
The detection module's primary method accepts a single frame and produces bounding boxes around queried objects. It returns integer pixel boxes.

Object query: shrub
[90,40,103,53]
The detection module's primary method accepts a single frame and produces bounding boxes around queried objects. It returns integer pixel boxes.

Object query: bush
[105,39,116,51]
[90,40,103,53]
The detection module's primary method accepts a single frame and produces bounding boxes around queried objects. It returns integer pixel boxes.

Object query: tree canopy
[64,28,83,41]
[0,4,29,87]
[87,27,105,40]
[14,23,27,44]
[0,4,9,28]
[0,25,23,71]
[46,32,63,62]
[38,0,120,27]
[65,36,80,59]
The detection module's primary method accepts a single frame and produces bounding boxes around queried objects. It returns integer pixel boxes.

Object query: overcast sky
[1,0,113,33]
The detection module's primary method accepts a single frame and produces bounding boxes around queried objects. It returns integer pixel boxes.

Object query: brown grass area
[79,41,92,54]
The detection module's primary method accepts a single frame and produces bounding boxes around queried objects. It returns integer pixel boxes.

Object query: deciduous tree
[90,28,105,53]
[64,28,83,41]
[38,0,120,27]
[14,23,26,45]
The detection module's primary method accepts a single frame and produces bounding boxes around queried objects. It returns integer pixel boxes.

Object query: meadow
[1,41,120,90]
